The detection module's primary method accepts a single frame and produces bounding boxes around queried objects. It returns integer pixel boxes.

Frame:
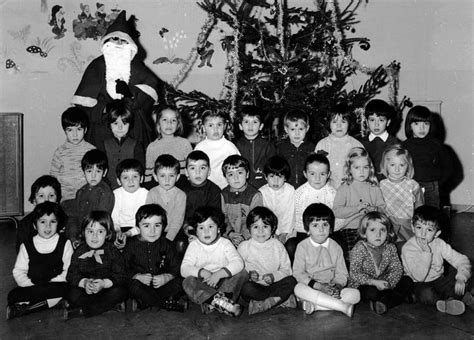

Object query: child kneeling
[238,207,297,315]
[124,204,187,312]
[65,211,128,319]
[181,206,248,316]
[293,203,360,317]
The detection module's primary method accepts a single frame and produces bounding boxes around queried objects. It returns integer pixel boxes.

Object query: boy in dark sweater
[235,105,275,189]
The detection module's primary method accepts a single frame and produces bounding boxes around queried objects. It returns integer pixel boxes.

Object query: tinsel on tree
[166,0,408,142]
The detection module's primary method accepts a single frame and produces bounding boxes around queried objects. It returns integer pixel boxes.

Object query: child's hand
[114,232,127,250]
[203,272,222,288]
[152,274,167,289]
[454,279,466,296]
[366,205,378,212]
[416,237,431,253]
[249,270,259,282]
[371,279,389,291]
[92,279,106,293]
[188,235,198,243]
[262,273,274,285]
[229,232,244,247]
[199,269,212,280]
[134,273,152,286]
[84,279,95,294]
[358,201,370,212]
[278,233,288,244]
[72,239,81,250]
[327,283,341,298]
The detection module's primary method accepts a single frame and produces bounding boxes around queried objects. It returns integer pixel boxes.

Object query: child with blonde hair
[349,212,405,315]
[333,147,386,256]
[379,144,424,241]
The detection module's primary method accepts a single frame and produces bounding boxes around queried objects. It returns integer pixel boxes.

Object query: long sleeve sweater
[50,140,96,200]
[349,240,403,288]
[112,187,148,232]
[259,183,295,235]
[401,237,471,283]
[13,234,73,287]
[180,237,244,278]
[146,186,186,241]
[145,136,193,178]
[293,237,348,287]
[333,181,386,230]
[238,238,292,284]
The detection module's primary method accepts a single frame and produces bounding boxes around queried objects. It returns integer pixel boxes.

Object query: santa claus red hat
[101,10,138,53]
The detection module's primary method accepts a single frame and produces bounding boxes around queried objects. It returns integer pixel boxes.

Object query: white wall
[0,0,472,212]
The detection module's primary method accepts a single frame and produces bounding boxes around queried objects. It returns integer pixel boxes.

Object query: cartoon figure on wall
[95,3,109,36]
[197,40,214,68]
[71,10,164,149]
[49,5,67,39]
[73,3,101,40]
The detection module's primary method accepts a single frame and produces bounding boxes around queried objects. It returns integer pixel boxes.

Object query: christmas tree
[166,0,407,142]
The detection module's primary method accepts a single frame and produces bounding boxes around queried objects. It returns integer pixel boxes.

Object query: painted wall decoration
[72,3,120,40]
[26,37,55,58]
[153,29,187,65]
[197,40,214,68]
[49,5,66,39]
[57,41,95,74]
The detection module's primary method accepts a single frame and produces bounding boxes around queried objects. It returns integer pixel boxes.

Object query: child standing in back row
[276,109,315,189]
[145,104,192,182]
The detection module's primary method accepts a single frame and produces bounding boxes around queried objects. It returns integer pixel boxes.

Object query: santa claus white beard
[103,42,133,99]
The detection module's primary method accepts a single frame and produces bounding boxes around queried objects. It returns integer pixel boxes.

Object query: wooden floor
[0,213,473,339]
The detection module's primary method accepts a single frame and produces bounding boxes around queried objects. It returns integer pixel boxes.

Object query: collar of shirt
[309,238,329,248]
[368,131,389,142]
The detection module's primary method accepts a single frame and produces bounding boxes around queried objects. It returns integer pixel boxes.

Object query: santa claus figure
[71,10,163,148]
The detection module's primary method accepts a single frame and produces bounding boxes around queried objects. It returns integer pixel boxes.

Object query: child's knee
[416,286,438,305]
[340,288,360,304]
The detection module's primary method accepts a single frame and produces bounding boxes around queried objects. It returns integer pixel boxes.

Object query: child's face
[196,217,219,245]
[385,153,408,182]
[411,121,430,138]
[249,218,272,243]
[84,222,107,249]
[265,173,285,191]
[138,215,163,243]
[304,162,330,190]
[203,117,226,141]
[412,220,440,244]
[65,125,86,145]
[284,120,308,145]
[154,167,179,191]
[363,220,388,247]
[84,165,107,187]
[158,109,178,137]
[35,213,58,240]
[307,219,331,244]
[111,117,130,139]
[367,114,390,136]
[186,160,210,186]
[330,115,348,138]
[350,158,370,182]
[239,115,263,140]
[225,166,248,190]
[117,169,143,193]
[34,186,58,205]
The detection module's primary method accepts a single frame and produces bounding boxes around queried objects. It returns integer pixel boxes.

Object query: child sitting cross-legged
[7,202,73,319]
[221,155,263,247]
[293,203,360,317]
[181,206,248,317]
[401,206,473,315]
[65,211,128,319]
[238,207,297,315]
[349,212,405,315]
[125,204,188,312]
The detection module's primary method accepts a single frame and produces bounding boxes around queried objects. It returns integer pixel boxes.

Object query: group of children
[8,98,472,321]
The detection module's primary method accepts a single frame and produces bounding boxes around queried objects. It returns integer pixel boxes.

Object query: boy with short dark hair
[221,155,263,247]
[51,107,95,201]
[235,105,275,188]
[125,204,188,312]
[359,99,399,177]
[401,205,472,315]
[276,109,315,188]
[66,149,114,244]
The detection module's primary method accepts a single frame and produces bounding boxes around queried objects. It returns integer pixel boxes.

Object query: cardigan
[276,139,315,189]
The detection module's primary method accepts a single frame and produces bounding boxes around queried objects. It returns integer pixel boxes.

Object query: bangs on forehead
[308,216,330,223]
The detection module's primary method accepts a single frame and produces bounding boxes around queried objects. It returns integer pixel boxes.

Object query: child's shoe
[200,302,214,315]
[248,297,280,315]
[115,301,126,313]
[369,300,387,315]
[210,292,242,317]
[162,297,189,313]
[63,301,83,321]
[302,300,315,315]
[131,299,139,312]
[461,292,473,308]
[279,294,297,309]
[6,303,28,320]
[345,303,354,318]
[436,298,465,315]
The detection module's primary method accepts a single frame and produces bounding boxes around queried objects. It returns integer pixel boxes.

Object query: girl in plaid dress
[379,144,424,241]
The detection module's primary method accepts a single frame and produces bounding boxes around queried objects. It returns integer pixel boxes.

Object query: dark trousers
[419,181,440,208]
[67,285,128,317]
[8,282,69,305]
[183,270,248,304]
[128,277,184,308]
[358,276,413,309]
[241,276,297,302]
[285,232,308,264]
